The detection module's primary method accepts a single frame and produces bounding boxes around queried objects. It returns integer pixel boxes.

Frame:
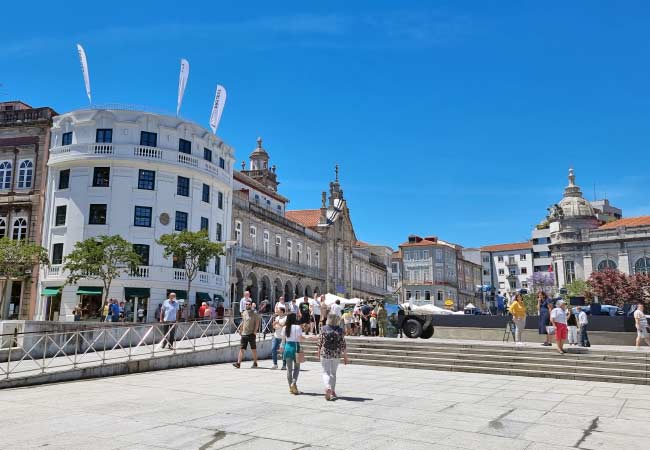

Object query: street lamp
[224,240,238,307]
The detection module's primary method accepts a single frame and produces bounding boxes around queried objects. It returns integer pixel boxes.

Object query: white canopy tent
[403,302,454,315]
[324,293,359,306]
[464,303,477,310]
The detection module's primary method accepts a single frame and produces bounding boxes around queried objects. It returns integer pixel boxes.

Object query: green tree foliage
[157,230,224,302]
[63,235,142,306]
[0,237,49,319]
[565,279,591,300]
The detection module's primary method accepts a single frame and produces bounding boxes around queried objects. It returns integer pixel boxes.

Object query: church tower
[240,137,279,191]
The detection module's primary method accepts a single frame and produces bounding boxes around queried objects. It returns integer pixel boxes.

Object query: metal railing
[0,315,274,382]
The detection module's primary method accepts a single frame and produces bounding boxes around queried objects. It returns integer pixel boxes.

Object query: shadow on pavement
[298,392,373,402]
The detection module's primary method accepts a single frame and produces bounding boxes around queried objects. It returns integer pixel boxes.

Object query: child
[370,311,378,337]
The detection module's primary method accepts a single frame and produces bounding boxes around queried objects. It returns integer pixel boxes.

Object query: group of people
[234,293,349,401]
[74,299,147,323]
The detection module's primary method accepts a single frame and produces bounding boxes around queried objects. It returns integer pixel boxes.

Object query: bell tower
[240,137,279,191]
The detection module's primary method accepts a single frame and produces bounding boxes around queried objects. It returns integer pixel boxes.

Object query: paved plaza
[1,361,649,450]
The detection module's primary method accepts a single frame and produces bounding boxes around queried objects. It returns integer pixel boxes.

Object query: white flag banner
[76,44,92,104]
[209,84,227,134]
[177,58,190,116]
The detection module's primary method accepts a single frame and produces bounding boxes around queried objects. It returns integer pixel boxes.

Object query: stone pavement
[1,360,649,450]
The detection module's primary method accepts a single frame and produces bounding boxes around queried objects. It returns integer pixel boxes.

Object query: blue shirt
[110,303,120,317]
[161,299,179,322]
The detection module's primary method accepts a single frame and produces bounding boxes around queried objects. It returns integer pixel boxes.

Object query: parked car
[571,305,624,316]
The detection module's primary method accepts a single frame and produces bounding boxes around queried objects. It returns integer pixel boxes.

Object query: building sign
[444,299,454,307]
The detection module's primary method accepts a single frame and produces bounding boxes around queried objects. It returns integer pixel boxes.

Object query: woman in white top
[283,313,304,394]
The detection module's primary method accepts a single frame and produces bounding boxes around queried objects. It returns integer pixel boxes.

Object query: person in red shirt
[198,302,208,320]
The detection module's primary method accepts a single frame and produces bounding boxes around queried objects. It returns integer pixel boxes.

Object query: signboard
[444,299,454,307]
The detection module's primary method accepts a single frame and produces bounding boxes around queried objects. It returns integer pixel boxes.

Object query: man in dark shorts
[233,300,260,368]
[298,296,312,334]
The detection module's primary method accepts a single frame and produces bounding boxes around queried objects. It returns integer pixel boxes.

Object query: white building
[37,108,234,322]
[480,242,534,294]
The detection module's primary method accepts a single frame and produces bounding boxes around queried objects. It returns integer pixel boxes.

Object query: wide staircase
[301,337,650,385]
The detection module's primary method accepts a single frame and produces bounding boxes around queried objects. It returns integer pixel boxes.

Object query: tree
[0,237,49,319]
[564,279,591,300]
[157,230,224,304]
[527,272,555,293]
[63,235,142,307]
[587,269,638,307]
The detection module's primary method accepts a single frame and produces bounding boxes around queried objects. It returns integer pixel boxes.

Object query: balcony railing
[353,279,388,296]
[48,143,230,185]
[506,257,517,266]
[0,107,55,125]
[235,247,325,280]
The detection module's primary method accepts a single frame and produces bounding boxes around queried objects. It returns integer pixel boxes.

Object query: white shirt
[273,315,287,339]
[284,324,303,342]
[634,309,648,329]
[550,307,567,325]
[578,311,588,326]
[330,303,343,317]
[287,301,298,314]
[309,298,321,315]
[240,297,250,314]
[161,299,179,322]
[275,301,287,314]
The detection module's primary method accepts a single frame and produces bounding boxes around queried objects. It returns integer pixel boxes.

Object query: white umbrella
[464,303,476,309]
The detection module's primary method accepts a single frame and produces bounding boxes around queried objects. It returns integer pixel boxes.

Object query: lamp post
[224,240,238,309]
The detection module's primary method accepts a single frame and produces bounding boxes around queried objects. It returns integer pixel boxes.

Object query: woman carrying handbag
[283,313,310,394]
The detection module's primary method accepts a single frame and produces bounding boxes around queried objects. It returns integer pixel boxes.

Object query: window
[203,148,212,162]
[96,129,113,143]
[564,261,576,284]
[275,235,281,257]
[202,184,210,203]
[483,269,489,276]
[635,257,650,275]
[307,247,312,266]
[177,176,190,196]
[17,160,33,189]
[52,243,64,265]
[522,282,528,289]
[406,291,412,300]
[175,211,188,231]
[219,157,225,169]
[216,223,222,241]
[137,170,155,190]
[482,256,490,263]
[55,205,67,226]
[497,256,504,262]
[58,169,70,190]
[250,226,257,249]
[134,206,152,227]
[12,218,27,240]
[520,254,527,261]
[297,243,302,264]
[509,280,516,289]
[200,217,209,232]
[263,231,270,255]
[315,251,320,268]
[287,240,292,261]
[173,253,185,269]
[215,256,221,275]
[498,268,505,275]
[521,267,528,275]
[415,291,421,300]
[92,167,110,187]
[510,269,516,276]
[62,132,72,146]
[235,221,242,245]
[0,217,5,238]
[598,259,617,272]
[133,244,150,266]
[178,138,191,154]
[140,131,157,147]
[0,161,12,189]
[89,204,107,225]
[499,282,505,289]
[437,291,443,302]
[217,192,224,209]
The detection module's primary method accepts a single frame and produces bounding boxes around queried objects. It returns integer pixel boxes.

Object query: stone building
[0,101,57,319]
[231,141,388,304]
[549,168,650,287]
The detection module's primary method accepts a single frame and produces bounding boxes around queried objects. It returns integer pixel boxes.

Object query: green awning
[213,294,225,303]
[76,286,103,295]
[124,287,150,298]
[167,289,187,300]
[196,292,211,302]
[42,287,61,296]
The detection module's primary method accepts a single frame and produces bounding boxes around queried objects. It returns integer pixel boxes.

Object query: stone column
[618,252,630,275]
[555,256,565,288]
[583,254,593,281]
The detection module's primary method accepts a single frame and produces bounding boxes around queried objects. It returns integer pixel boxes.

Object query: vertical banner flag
[76,44,92,104]
[177,59,190,116]
[209,84,227,134]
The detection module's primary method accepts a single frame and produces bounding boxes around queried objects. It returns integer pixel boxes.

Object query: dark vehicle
[398,304,435,339]
[572,305,624,316]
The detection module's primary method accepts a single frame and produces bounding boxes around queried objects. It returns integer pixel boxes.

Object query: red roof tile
[480,242,532,252]
[285,210,321,228]
[599,216,650,230]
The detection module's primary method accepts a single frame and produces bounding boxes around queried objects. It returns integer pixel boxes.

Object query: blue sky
[3,1,650,249]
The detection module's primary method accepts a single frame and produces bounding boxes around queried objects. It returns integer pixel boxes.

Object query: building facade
[0,101,57,320]
[480,242,534,293]
[38,108,234,322]
[549,168,650,288]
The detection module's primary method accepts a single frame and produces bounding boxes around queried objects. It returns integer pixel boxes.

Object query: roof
[599,216,650,230]
[355,240,370,247]
[392,251,402,259]
[285,210,321,228]
[480,242,532,252]
[233,171,288,203]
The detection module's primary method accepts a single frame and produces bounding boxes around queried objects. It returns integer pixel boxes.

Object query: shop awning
[196,292,211,302]
[167,289,187,300]
[42,287,61,296]
[76,286,103,295]
[213,294,225,303]
[124,287,150,298]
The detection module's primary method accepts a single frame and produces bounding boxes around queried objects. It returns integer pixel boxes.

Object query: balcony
[235,246,325,280]
[48,143,230,186]
[353,279,388,296]
[0,107,55,125]
[506,257,517,266]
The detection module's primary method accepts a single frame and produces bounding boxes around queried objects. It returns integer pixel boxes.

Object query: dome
[558,168,595,218]
[249,137,269,160]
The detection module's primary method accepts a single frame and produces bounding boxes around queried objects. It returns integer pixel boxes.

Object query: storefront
[76,286,103,321]
[42,286,62,321]
[124,287,150,322]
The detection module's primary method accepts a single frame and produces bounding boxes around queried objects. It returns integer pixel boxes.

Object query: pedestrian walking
[342,309,353,336]
[137,306,145,323]
[270,305,287,370]
[370,312,378,336]
[377,303,388,337]
[496,292,506,316]
[577,306,590,347]
[233,300,260,368]
[110,299,121,323]
[198,302,208,319]
[318,314,348,401]
[361,302,372,336]
[397,306,405,338]
[567,308,578,346]
[550,300,568,354]
[320,295,329,328]
[508,293,527,346]
[298,296,311,334]
[159,293,180,349]
[310,294,321,334]
[274,296,287,315]
[101,302,110,322]
[537,292,554,346]
[634,302,650,350]
[283,313,305,394]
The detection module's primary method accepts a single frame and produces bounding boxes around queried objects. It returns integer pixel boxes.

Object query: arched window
[0,217,6,239]
[249,226,257,249]
[17,160,33,189]
[0,161,12,190]
[597,259,617,272]
[635,257,650,275]
[12,218,27,240]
